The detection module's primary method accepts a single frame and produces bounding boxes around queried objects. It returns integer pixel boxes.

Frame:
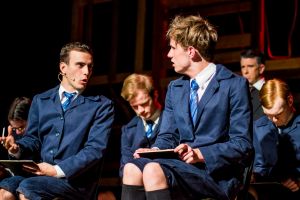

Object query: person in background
[99,73,163,200]
[0,97,32,198]
[6,97,31,144]
[253,78,300,200]
[119,73,162,177]
[240,49,266,121]
[0,97,31,161]
[240,49,267,199]
[121,15,252,200]
[0,42,114,200]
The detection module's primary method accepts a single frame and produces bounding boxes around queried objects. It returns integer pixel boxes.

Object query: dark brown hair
[8,97,31,122]
[60,42,93,64]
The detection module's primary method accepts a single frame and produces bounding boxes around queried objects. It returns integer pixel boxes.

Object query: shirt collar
[192,63,216,88]
[253,78,265,90]
[142,109,161,127]
[59,85,79,101]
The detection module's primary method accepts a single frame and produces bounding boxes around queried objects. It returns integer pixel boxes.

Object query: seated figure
[253,78,300,199]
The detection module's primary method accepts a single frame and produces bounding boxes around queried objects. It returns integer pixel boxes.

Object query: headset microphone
[63,73,76,82]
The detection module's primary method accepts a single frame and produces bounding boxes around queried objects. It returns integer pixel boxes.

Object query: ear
[187,46,196,58]
[59,62,67,74]
[259,64,265,75]
[188,46,202,61]
[287,94,294,107]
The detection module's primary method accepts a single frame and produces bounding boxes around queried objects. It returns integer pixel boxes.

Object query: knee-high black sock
[121,184,146,200]
[146,188,171,200]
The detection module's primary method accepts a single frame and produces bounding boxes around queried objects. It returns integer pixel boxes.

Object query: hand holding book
[136,149,179,159]
[0,160,39,176]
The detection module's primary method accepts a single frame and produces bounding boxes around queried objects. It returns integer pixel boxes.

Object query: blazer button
[55,133,60,137]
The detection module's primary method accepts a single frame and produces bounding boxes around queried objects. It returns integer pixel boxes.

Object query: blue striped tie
[62,92,75,111]
[190,79,199,126]
[145,120,154,138]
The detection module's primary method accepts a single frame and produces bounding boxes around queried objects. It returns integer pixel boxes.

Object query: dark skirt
[131,158,239,200]
[0,175,25,196]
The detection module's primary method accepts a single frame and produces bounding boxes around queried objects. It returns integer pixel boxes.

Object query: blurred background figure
[0,97,31,160]
[253,78,300,200]
[240,49,266,121]
[7,97,31,143]
[0,97,31,198]
[119,73,162,177]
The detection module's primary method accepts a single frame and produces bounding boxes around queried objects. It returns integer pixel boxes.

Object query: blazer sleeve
[119,124,135,177]
[153,82,180,149]
[253,118,279,176]
[199,77,253,176]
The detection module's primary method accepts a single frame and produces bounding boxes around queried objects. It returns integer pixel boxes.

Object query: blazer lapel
[173,78,195,139]
[137,119,146,139]
[195,77,219,127]
[68,95,85,111]
[137,119,156,148]
[47,88,64,114]
[152,116,161,137]
[194,64,232,127]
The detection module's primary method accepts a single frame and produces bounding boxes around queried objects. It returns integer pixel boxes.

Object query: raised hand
[1,125,19,154]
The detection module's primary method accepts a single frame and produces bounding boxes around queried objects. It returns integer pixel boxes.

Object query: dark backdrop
[0,0,72,127]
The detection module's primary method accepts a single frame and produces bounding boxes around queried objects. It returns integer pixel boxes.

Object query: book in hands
[137,149,179,159]
[0,160,39,176]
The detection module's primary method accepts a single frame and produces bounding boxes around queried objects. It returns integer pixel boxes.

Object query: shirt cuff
[54,165,66,178]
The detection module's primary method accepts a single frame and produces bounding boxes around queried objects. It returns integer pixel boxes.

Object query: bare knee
[122,163,143,185]
[143,162,168,191]
[18,193,28,200]
[98,191,116,200]
[0,189,16,200]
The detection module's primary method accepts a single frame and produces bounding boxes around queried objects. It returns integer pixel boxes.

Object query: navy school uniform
[2,85,114,200]
[120,116,161,177]
[130,65,253,200]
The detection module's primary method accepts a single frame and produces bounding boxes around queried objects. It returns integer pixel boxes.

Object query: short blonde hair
[166,15,218,61]
[121,73,154,102]
[260,79,291,109]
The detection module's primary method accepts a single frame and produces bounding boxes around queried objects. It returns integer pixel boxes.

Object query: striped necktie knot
[191,79,199,91]
[62,91,75,111]
[145,120,154,138]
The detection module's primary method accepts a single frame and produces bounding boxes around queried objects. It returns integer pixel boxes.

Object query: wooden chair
[235,158,254,200]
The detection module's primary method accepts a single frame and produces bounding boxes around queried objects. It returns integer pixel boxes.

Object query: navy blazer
[253,114,300,178]
[17,85,114,187]
[154,64,253,199]
[120,116,161,177]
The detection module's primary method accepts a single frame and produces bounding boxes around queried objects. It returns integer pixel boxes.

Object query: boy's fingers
[7,125,13,136]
